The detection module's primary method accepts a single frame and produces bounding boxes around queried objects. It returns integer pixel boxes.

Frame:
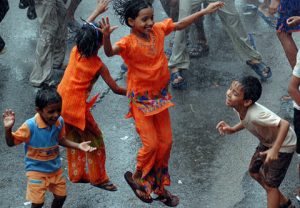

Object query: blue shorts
[276,0,300,32]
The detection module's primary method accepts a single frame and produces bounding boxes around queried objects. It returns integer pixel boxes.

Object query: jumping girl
[100,0,224,206]
[57,0,126,191]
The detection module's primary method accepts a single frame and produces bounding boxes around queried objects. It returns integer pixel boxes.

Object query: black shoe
[19,0,29,9]
[27,6,37,20]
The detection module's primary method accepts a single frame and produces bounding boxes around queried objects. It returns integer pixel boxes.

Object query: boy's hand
[259,148,278,164]
[204,1,225,14]
[99,17,118,37]
[287,16,300,27]
[216,121,234,135]
[96,0,111,14]
[78,141,97,152]
[3,109,15,130]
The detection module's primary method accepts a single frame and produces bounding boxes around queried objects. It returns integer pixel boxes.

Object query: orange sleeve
[115,36,130,58]
[155,18,175,36]
[12,123,30,145]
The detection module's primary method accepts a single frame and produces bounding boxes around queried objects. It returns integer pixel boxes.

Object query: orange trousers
[66,110,109,185]
[132,105,173,194]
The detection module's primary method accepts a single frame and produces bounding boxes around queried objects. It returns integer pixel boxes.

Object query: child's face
[130,7,154,37]
[37,102,62,126]
[226,81,245,108]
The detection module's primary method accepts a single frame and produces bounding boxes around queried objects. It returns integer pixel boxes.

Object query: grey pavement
[0,0,300,207]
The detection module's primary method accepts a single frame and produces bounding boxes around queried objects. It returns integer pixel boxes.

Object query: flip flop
[154,189,180,207]
[93,181,118,191]
[257,9,277,28]
[124,171,153,203]
[279,198,295,208]
[170,71,187,90]
[246,61,272,81]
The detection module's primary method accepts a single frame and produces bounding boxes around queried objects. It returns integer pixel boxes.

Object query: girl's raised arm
[100,17,121,57]
[86,0,111,22]
[174,1,224,31]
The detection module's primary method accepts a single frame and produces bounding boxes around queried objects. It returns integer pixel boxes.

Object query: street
[0,0,300,207]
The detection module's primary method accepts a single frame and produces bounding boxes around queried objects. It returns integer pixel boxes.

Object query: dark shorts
[294,108,300,154]
[248,144,293,188]
[276,0,300,32]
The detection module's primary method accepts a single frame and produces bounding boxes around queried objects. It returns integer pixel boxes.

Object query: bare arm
[174,1,224,31]
[288,75,300,106]
[260,119,289,163]
[86,0,111,22]
[100,17,121,57]
[59,138,97,152]
[216,121,245,135]
[3,109,15,147]
[100,64,127,95]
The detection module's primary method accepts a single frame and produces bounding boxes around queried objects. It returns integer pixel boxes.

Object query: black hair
[238,76,262,103]
[113,0,152,27]
[76,22,103,57]
[35,85,62,110]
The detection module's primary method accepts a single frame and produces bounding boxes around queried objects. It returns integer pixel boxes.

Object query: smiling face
[37,102,62,126]
[226,81,248,108]
[129,7,154,38]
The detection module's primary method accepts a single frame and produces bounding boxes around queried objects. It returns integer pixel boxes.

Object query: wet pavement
[1,0,300,207]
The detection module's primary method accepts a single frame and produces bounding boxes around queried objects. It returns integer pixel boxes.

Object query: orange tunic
[57,46,103,130]
[116,18,175,117]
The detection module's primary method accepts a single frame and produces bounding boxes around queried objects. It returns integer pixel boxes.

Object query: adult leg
[53,0,67,70]
[66,0,81,31]
[30,0,58,86]
[277,31,298,68]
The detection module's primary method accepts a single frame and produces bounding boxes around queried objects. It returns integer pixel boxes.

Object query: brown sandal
[154,189,179,207]
[93,181,117,191]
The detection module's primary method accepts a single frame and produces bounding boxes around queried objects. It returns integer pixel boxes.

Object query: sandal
[154,189,179,207]
[246,60,272,81]
[124,171,153,203]
[188,43,209,58]
[93,181,118,191]
[279,198,295,208]
[170,71,187,90]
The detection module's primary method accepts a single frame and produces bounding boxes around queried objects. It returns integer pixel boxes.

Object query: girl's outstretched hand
[204,1,225,14]
[3,109,15,129]
[287,16,300,27]
[78,141,97,152]
[96,0,111,14]
[99,17,118,36]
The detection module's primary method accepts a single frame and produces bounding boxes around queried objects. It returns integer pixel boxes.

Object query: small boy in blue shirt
[3,86,96,208]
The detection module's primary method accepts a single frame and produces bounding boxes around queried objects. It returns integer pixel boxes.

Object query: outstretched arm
[59,138,97,152]
[174,1,224,31]
[3,109,16,147]
[86,0,111,22]
[100,17,121,57]
[100,64,127,95]
[216,121,244,135]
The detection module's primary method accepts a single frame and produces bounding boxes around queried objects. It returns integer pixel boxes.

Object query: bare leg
[277,31,298,68]
[249,172,288,206]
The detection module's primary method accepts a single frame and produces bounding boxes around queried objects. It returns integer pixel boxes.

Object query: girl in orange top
[100,0,224,206]
[57,0,126,191]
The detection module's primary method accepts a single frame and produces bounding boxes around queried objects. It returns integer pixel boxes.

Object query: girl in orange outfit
[100,0,224,206]
[57,0,126,191]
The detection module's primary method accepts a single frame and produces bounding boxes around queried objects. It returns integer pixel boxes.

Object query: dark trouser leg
[51,195,66,208]
[31,203,44,208]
